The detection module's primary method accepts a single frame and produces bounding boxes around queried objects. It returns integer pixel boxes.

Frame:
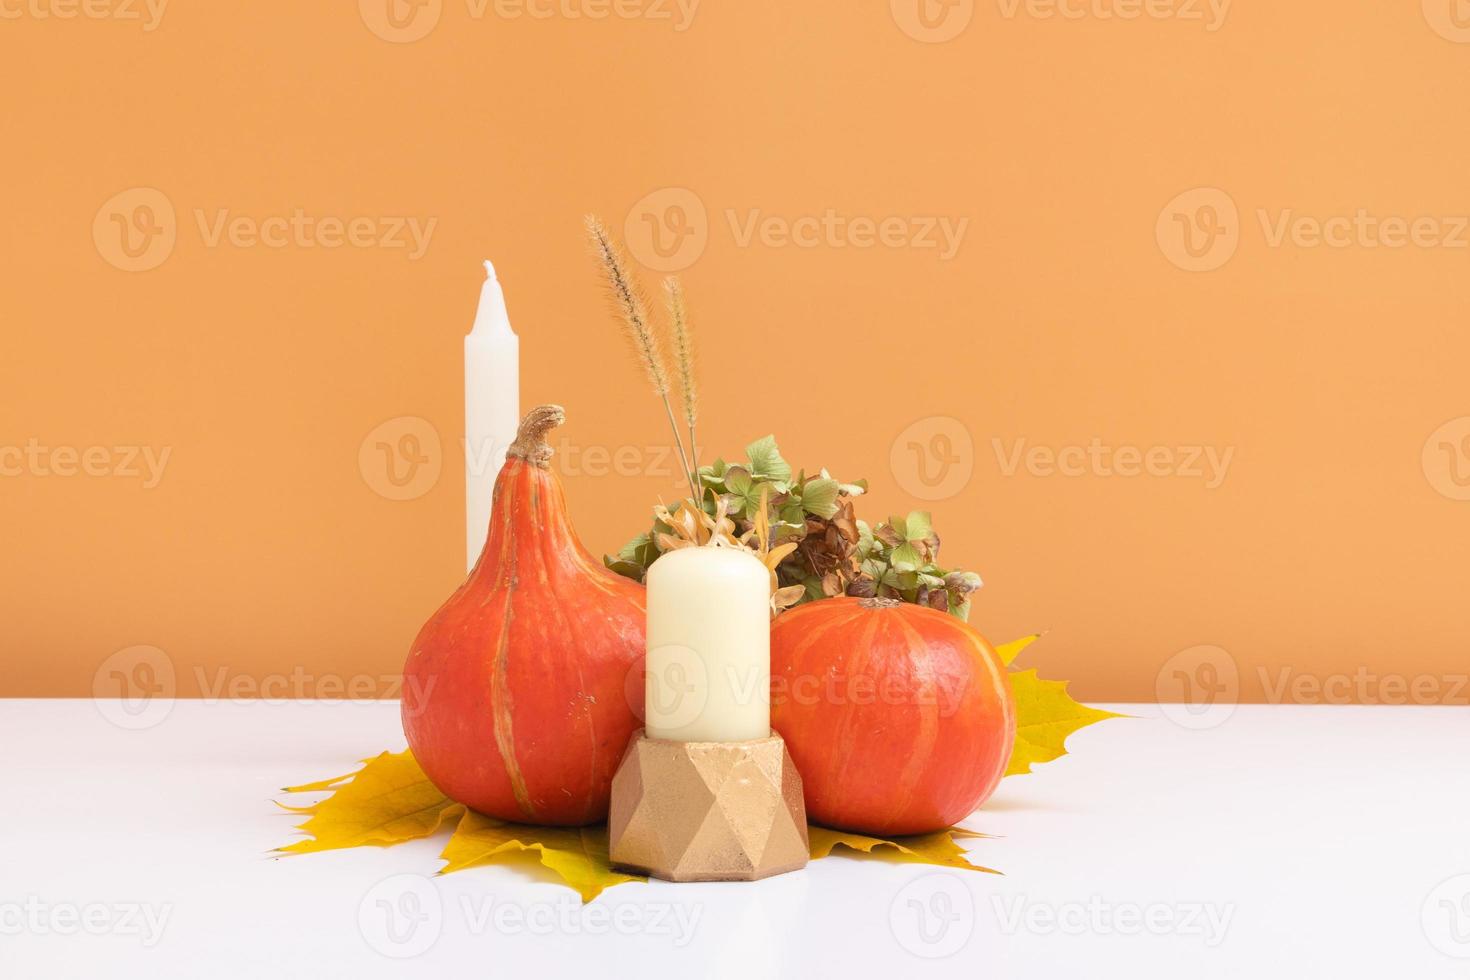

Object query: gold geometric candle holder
[607,731,809,882]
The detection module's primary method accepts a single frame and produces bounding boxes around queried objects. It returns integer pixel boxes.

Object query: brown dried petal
[831,518,859,545]
[771,584,806,616]
[944,570,982,594]
[875,524,904,548]
[830,500,859,544]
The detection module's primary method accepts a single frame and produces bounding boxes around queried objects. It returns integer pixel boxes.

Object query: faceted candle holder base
[608,730,809,882]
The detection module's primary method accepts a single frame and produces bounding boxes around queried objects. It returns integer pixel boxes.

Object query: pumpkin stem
[507,404,565,468]
[858,597,902,610]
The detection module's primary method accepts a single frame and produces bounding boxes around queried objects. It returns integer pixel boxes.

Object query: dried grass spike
[585,215,669,397]
[664,276,697,434]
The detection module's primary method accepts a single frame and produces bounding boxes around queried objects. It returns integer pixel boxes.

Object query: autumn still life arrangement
[275,218,1118,900]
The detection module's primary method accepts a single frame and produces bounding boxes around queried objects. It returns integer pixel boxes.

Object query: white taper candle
[465,260,520,571]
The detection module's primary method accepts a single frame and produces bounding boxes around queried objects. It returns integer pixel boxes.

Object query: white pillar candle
[464,260,520,572]
[644,543,771,742]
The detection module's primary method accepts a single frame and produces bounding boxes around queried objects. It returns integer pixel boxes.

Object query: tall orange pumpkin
[770,596,1014,835]
[402,405,646,826]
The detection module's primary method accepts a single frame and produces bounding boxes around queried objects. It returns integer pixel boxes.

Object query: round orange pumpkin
[402,405,646,826]
[770,596,1014,835]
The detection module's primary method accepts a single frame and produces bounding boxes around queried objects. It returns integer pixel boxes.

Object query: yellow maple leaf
[277,750,464,853]
[277,751,639,902]
[438,810,644,903]
[281,771,359,794]
[994,632,1043,667]
[1006,668,1122,776]
[808,825,999,874]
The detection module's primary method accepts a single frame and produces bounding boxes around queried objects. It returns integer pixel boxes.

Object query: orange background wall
[4,2,1468,702]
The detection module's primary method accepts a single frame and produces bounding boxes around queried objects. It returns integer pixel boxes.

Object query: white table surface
[2,699,1467,979]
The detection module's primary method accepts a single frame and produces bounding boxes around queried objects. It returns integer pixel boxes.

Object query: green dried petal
[745,435,793,482]
[890,541,923,572]
[904,511,933,542]
[800,478,840,519]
